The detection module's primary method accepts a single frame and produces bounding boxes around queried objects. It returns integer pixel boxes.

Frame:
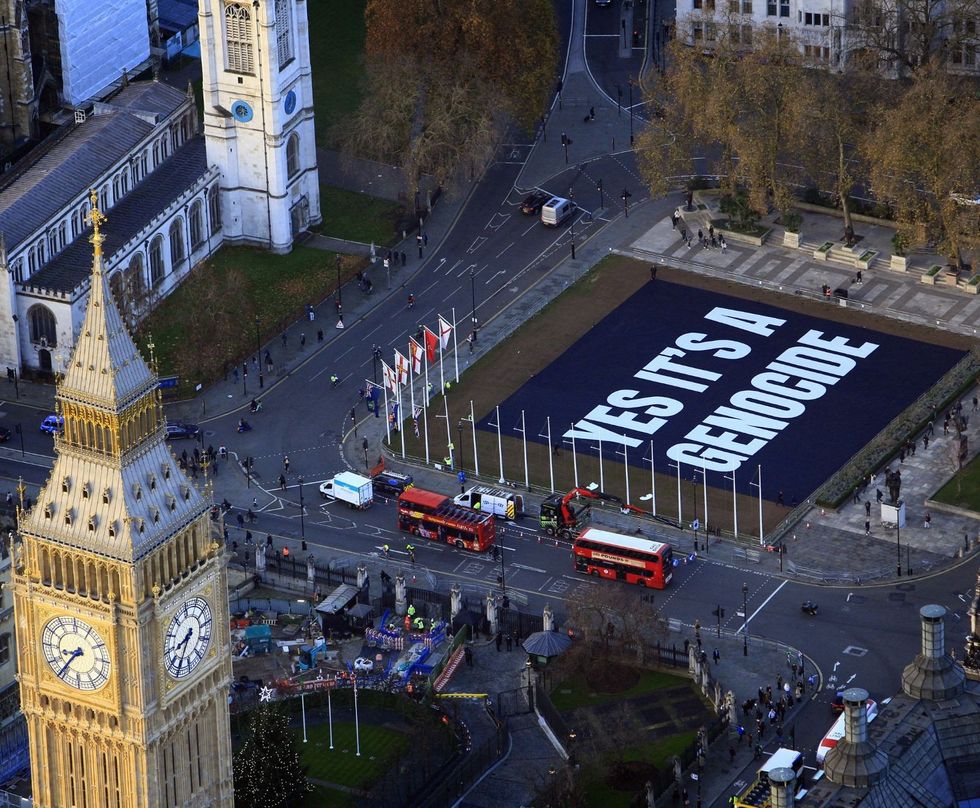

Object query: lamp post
[241,361,247,396]
[896,521,902,577]
[470,267,478,342]
[569,188,576,260]
[254,316,263,388]
[457,420,465,473]
[298,477,305,546]
[335,254,342,308]
[692,473,700,553]
[628,79,634,146]
[362,437,369,471]
[742,582,749,656]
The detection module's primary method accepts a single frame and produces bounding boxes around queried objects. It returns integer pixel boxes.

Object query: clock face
[284,90,297,116]
[163,597,213,680]
[41,617,111,691]
[231,100,254,123]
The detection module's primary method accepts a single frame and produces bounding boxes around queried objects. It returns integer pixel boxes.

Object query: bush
[719,193,758,229]
[892,232,908,256]
[782,211,803,233]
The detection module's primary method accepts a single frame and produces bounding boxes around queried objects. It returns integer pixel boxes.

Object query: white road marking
[511,563,546,573]
[736,579,787,632]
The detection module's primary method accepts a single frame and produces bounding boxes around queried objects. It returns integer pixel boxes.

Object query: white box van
[541,197,574,226]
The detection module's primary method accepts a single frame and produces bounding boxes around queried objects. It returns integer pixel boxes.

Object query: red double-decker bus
[573,527,673,589]
[397,488,496,552]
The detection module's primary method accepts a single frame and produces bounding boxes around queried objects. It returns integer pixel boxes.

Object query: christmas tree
[233,703,312,807]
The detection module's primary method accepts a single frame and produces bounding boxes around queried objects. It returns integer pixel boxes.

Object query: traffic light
[712,606,725,619]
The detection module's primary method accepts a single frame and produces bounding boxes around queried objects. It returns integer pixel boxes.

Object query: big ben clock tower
[11,194,235,807]
[199,0,321,252]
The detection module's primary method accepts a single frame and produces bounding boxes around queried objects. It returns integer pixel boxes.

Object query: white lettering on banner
[666,333,880,471]
[703,307,787,336]
[561,304,880,471]
[590,550,644,569]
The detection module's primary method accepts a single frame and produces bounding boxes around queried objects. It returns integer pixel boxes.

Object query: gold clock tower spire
[11,195,234,807]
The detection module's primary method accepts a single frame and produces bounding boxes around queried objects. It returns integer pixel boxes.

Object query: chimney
[823,687,888,787]
[901,604,965,700]
[768,766,796,808]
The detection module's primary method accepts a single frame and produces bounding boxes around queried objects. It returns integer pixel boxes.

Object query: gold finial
[146,335,157,372]
[16,477,25,511]
[86,189,108,261]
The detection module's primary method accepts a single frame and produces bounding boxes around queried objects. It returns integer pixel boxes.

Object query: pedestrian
[423,232,428,247]
[307,303,315,321]
[236,513,244,529]
[505,633,512,651]
[720,235,727,253]
[791,662,798,678]
[464,646,473,667]
[650,265,657,281]
[495,632,502,652]
[944,417,950,435]
[697,228,704,245]
[317,329,323,342]
[671,212,678,230]
[876,488,883,503]
[712,648,720,664]
[777,491,784,506]
[924,512,931,528]
[401,251,407,267]
[729,745,736,763]
[776,674,783,691]
[865,519,872,535]
[865,500,871,517]
[281,332,287,348]
[973,395,978,412]
[737,724,745,743]
[246,509,256,523]
[900,447,905,463]
[283,455,290,473]
[680,227,687,241]
[923,434,929,450]
[233,367,239,384]
[279,474,286,491]
[300,333,306,349]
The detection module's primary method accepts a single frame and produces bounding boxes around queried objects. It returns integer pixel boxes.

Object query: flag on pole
[409,338,424,374]
[438,315,453,350]
[381,360,397,393]
[394,350,409,385]
[424,327,438,363]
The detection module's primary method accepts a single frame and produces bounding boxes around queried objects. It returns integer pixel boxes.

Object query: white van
[541,197,574,226]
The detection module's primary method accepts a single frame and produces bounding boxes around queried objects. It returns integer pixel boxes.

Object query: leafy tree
[233,703,312,808]
[864,65,980,268]
[341,0,558,191]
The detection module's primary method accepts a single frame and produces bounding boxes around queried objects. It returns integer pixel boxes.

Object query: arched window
[152,141,160,166]
[286,132,300,178]
[109,272,124,302]
[58,222,66,250]
[224,4,255,74]
[99,185,108,212]
[208,186,222,233]
[275,0,293,67]
[189,201,204,249]
[12,259,23,283]
[28,305,57,346]
[149,237,164,287]
[126,253,146,300]
[169,220,185,268]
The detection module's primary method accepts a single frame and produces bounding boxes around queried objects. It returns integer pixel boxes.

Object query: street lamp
[597,177,604,209]
[254,316,263,388]
[362,436,369,471]
[457,420,465,473]
[335,254,342,309]
[742,582,749,656]
[692,473,700,553]
[298,478,305,545]
[470,267,478,343]
[569,188,576,260]
[628,79,634,146]
[896,521,902,577]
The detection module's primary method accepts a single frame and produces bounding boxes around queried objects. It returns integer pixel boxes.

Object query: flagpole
[423,400,430,466]
[649,440,657,516]
[422,341,430,464]
[398,379,405,458]
[470,400,479,476]
[408,343,416,419]
[353,674,361,757]
[623,437,630,506]
[438,328,445,396]
[598,438,604,491]
[382,379,391,444]
[757,465,763,546]
[451,307,459,383]
[496,405,504,484]
[521,410,529,490]
[701,457,708,535]
[443,393,453,468]
[571,424,579,488]
[546,416,554,493]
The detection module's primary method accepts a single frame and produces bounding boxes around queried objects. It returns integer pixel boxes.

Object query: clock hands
[56,647,84,678]
[172,627,194,671]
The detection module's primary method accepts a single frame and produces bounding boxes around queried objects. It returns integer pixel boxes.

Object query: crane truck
[539,487,645,538]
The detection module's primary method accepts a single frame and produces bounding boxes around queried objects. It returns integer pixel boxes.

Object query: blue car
[40,415,64,434]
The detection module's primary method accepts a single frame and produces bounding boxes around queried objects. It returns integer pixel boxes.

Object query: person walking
[279,474,287,491]
[283,455,290,473]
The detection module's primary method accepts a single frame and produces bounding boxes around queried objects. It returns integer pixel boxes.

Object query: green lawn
[299,722,411,791]
[550,670,688,712]
[932,452,980,512]
[302,784,353,808]
[318,184,405,246]
[622,730,698,768]
[308,0,366,147]
[137,245,347,386]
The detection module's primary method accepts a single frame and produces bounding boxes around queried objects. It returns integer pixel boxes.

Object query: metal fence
[415,716,509,808]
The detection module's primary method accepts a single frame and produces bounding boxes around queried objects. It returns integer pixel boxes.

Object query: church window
[286,133,300,178]
[99,185,108,211]
[88,515,97,532]
[224,4,255,74]
[153,141,160,166]
[108,522,116,538]
[150,236,165,287]
[166,494,176,511]
[169,220,185,268]
[126,253,146,301]
[57,222,66,251]
[103,487,111,504]
[12,259,23,283]
[44,504,53,519]
[37,239,45,265]
[62,476,70,493]
[48,230,57,255]
[148,473,157,490]
[81,483,90,499]
[181,485,190,501]
[133,483,142,500]
[0,634,9,665]
[208,186,222,233]
[151,507,160,524]
[64,510,73,526]
[28,305,57,346]
[190,201,204,249]
[162,464,171,480]
[276,0,293,67]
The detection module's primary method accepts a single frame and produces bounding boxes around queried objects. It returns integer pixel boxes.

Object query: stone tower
[11,192,234,807]
[198,0,321,252]
[0,1,38,148]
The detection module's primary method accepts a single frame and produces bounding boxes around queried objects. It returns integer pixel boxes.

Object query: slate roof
[0,112,154,252]
[27,137,209,295]
[158,0,199,32]
[103,80,188,119]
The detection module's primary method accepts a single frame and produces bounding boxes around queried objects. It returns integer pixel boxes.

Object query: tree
[341,0,558,191]
[233,703,312,808]
[864,64,980,268]
[843,0,980,77]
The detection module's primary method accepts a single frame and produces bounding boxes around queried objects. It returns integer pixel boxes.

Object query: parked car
[0,427,10,442]
[166,422,200,440]
[371,471,414,497]
[40,415,63,435]
[520,191,550,215]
